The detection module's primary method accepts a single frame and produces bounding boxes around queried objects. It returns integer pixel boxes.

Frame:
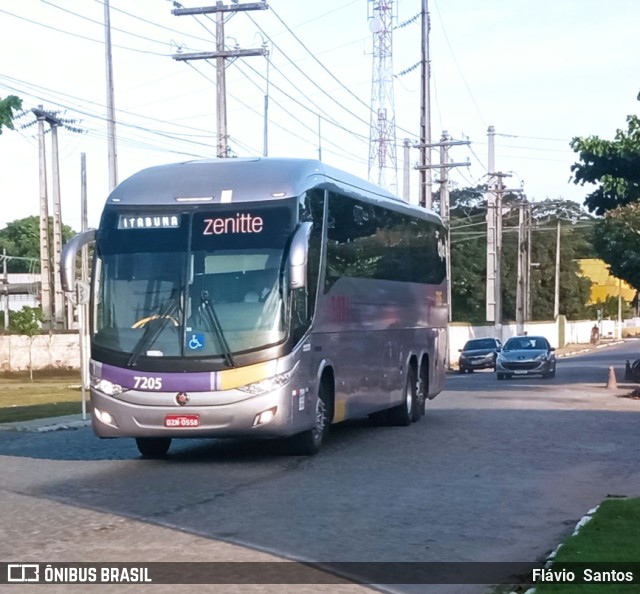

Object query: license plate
[471,360,482,365]
[164,414,200,428]
[514,370,528,375]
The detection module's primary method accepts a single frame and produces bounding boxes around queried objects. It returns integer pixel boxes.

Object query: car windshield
[464,339,497,350]
[504,337,546,351]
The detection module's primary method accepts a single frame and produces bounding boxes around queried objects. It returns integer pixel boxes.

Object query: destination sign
[202,213,263,235]
[118,215,181,230]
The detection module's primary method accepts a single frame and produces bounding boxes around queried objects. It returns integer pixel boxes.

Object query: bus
[61,158,448,457]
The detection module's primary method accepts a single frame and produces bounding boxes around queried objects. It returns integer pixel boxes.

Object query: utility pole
[263,56,269,157]
[516,200,526,334]
[172,2,269,158]
[494,173,505,334]
[104,0,118,191]
[49,121,65,329]
[554,218,561,319]
[485,167,516,334]
[402,138,411,201]
[418,0,432,208]
[31,107,82,330]
[2,248,8,330]
[524,203,532,322]
[486,126,524,334]
[431,130,470,321]
[79,153,91,418]
[486,125,496,324]
[34,108,52,328]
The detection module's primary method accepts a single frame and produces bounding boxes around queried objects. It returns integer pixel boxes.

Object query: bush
[9,306,43,335]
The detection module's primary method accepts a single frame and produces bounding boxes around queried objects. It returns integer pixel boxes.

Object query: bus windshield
[93,205,294,362]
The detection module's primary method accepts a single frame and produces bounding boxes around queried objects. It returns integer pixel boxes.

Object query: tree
[0,216,76,273]
[449,187,488,323]
[591,202,640,291]
[0,95,22,134]
[571,106,640,294]
[10,306,43,381]
[527,200,594,320]
[449,192,595,323]
[571,114,640,216]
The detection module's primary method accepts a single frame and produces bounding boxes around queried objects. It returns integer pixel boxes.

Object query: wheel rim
[405,377,413,415]
[311,397,326,442]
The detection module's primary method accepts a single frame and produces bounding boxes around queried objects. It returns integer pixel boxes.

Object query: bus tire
[287,383,330,456]
[136,437,171,458]
[388,366,417,426]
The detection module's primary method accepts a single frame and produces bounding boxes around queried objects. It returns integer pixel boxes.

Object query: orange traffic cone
[606,366,618,390]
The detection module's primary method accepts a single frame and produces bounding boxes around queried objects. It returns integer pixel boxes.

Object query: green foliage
[450,187,488,323]
[9,306,43,336]
[571,114,640,215]
[570,105,640,294]
[9,306,44,381]
[0,95,22,134]
[585,295,634,320]
[450,192,595,323]
[592,202,640,291]
[0,216,76,273]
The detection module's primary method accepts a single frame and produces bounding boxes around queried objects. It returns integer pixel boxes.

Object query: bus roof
[106,157,442,224]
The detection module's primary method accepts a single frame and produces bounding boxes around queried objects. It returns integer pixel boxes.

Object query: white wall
[0,319,623,373]
[0,333,80,372]
[449,319,616,366]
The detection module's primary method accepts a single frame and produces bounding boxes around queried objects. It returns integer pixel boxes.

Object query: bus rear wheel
[388,366,417,426]
[287,383,330,456]
[136,437,172,458]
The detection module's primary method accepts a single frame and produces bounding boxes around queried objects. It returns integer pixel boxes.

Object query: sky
[0,0,639,233]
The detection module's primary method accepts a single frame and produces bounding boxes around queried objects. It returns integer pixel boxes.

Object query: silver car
[496,335,556,380]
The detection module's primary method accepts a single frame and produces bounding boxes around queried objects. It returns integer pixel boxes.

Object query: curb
[515,505,601,594]
[554,340,624,359]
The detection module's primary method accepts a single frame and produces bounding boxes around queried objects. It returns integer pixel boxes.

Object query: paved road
[1,341,639,594]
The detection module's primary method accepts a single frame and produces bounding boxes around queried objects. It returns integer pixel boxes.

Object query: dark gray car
[458,337,502,373]
[496,335,556,380]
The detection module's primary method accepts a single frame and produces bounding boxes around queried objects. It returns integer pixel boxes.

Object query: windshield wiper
[127,294,180,368]
[199,291,236,368]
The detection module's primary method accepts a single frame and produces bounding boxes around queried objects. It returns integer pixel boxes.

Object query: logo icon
[8,564,40,582]
[187,333,205,351]
[176,392,189,406]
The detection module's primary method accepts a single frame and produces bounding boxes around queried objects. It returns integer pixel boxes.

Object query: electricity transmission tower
[368,0,398,194]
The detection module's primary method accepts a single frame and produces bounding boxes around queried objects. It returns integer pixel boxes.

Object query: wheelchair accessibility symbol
[187,332,205,351]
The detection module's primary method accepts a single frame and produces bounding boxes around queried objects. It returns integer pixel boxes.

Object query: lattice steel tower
[368,0,397,193]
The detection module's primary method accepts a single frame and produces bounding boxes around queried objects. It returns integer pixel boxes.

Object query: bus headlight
[91,376,124,396]
[238,369,294,396]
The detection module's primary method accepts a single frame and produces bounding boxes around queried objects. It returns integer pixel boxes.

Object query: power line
[0,7,165,56]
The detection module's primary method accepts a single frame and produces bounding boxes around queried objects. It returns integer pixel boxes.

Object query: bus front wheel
[136,437,172,458]
[287,383,330,456]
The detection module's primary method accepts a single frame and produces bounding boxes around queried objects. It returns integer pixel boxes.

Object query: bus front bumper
[90,386,314,439]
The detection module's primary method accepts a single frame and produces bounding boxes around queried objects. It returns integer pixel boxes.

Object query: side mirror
[61,229,96,293]
[458,349,462,352]
[288,222,313,290]
[549,347,556,352]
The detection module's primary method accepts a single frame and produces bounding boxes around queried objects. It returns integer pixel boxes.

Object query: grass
[534,497,640,593]
[0,370,87,424]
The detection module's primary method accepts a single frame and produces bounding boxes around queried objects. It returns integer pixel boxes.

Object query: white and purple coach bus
[61,158,448,457]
